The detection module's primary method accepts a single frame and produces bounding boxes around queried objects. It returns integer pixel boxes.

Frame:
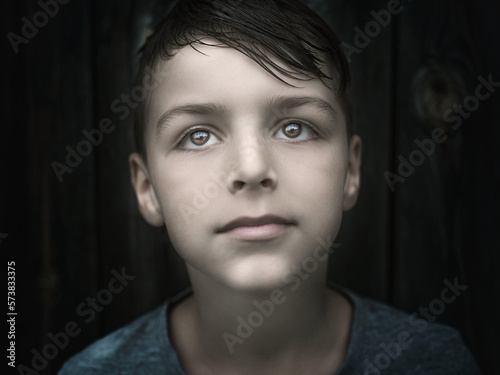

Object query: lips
[215,214,294,241]
[215,214,294,233]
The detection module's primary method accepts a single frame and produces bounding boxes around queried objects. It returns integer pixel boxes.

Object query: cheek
[153,158,221,250]
[284,148,347,231]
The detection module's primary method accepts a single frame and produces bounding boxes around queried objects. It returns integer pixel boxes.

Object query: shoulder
[58,304,165,375]
[336,285,482,374]
[58,288,191,375]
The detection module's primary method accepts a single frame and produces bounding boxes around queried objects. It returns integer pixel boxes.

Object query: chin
[221,255,300,293]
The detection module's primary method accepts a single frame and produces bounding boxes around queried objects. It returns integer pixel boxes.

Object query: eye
[179,128,221,149]
[275,121,317,141]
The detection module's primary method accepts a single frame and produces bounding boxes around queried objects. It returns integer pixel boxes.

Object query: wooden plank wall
[2,0,498,374]
[393,1,500,373]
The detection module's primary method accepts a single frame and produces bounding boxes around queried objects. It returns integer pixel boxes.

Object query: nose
[227,136,278,193]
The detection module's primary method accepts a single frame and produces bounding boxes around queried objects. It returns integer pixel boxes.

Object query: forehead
[146,40,342,128]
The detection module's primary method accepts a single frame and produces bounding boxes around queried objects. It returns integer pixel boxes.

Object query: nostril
[233,181,245,190]
[260,178,273,188]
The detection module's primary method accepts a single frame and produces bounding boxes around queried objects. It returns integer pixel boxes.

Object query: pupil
[285,124,301,138]
[191,131,209,145]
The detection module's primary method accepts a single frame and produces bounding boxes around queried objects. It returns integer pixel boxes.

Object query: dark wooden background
[2,0,499,374]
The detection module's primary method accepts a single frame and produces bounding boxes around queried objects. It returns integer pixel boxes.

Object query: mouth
[215,215,294,241]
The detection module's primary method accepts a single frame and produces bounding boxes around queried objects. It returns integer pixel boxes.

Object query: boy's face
[130,40,361,290]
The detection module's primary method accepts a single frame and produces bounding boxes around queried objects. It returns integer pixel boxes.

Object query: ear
[343,135,362,211]
[129,153,165,227]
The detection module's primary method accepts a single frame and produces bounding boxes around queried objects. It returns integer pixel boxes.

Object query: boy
[59,0,481,374]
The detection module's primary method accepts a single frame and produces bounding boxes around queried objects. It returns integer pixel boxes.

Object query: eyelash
[278,119,319,143]
[174,120,319,152]
[174,126,217,153]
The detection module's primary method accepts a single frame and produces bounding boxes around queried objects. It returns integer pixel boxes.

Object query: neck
[171,265,351,374]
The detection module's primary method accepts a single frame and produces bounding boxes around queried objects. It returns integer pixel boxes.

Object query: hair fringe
[134,0,352,158]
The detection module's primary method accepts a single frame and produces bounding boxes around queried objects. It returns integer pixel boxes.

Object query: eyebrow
[155,102,229,135]
[155,95,337,134]
[265,95,337,120]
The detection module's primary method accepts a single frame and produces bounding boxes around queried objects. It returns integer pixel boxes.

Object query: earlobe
[129,153,165,227]
[343,135,362,211]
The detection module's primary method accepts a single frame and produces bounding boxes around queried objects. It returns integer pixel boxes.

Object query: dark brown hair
[134,0,352,158]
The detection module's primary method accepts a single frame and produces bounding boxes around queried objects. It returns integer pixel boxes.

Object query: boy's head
[133,0,353,159]
[129,0,361,290]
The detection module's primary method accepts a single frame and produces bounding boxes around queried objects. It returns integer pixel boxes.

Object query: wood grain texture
[315,0,393,302]
[393,0,500,373]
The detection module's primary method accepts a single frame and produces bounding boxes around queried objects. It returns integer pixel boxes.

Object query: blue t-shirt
[58,284,482,374]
